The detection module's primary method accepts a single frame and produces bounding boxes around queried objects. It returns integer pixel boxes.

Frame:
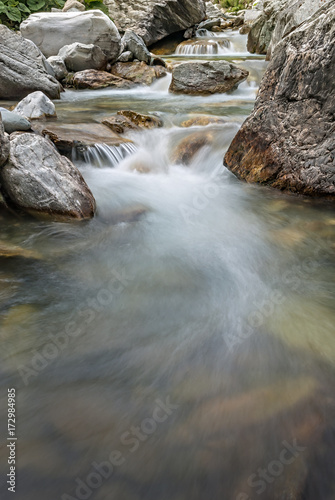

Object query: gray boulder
[121,31,151,64]
[0,116,10,167]
[224,2,335,198]
[117,50,134,62]
[14,91,56,120]
[47,56,68,80]
[62,0,85,11]
[20,10,121,61]
[0,108,31,134]
[104,0,206,46]
[58,43,107,71]
[169,61,248,95]
[0,133,96,219]
[197,18,221,30]
[0,25,62,100]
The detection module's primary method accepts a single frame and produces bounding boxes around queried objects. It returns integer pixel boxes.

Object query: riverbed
[1,30,335,500]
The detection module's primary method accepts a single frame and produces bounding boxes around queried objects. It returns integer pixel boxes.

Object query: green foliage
[214,0,253,12]
[0,0,109,30]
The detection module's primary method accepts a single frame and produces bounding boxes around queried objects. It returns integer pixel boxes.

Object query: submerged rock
[72,69,134,89]
[14,91,56,120]
[172,131,214,166]
[0,134,96,219]
[102,110,163,134]
[0,25,62,100]
[20,10,121,61]
[104,0,206,46]
[224,2,335,198]
[0,108,31,134]
[181,116,226,127]
[169,61,248,95]
[58,42,107,72]
[110,61,166,86]
[32,122,132,157]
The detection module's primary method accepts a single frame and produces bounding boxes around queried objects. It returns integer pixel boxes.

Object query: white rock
[47,56,68,80]
[58,42,107,71]
[14,91,56,120]
[62,0,85,12]
[20,10,121,61]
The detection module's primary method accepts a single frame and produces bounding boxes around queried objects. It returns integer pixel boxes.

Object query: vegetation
[0,0,108,30]
[214,0,253,12]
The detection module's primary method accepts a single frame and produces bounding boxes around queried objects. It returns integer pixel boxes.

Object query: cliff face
[224,2,335,198]
[103,0,206,46]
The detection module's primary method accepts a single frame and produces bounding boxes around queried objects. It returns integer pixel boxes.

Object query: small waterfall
[175,39,232,55]
[80,143,137,168]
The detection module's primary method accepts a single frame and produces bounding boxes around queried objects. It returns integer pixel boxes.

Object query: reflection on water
[0,25,335,500]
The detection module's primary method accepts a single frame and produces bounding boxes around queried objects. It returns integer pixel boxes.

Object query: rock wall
[224,2,335,198]
[103,0,206,46]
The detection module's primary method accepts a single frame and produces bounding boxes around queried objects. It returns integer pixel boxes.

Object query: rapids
[0,28,334,500]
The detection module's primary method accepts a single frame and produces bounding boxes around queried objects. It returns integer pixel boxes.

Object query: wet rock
[198,18,221,30]
[102,110,163,134]
[104,0,206,46]
[62,0,85,11]
[102,115,138,134]
[183,27,194,39]
[171,131,214,166]
[0,116,10,167]
[20,10,121,61]
[32,122,132,157]
[0,25,62,100]
[72,69,134,89]
[0,108,31,134]
[169,61,248,95]
[0,241,42,260]
[121,30,151,64]
[47,56,68,80]
[58,42,107,72]
[224,2,335,198]
[14,91,56,120]
[110,61,167,86]
[0,133,96,220]
[117,50,134,63]
[181,116,226,127]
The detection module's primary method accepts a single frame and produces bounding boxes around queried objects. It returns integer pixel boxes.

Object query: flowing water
[0,29,335,500]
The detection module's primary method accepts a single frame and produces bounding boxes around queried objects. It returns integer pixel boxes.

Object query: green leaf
[18,2,30,11]
[27,0,45,10]
[5,6,21,20]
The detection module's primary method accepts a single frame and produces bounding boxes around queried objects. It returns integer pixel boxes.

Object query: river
[1,30,335,500]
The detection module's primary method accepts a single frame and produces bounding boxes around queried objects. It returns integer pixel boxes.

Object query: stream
[1,30,335,500]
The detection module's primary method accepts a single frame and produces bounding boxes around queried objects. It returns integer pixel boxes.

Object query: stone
[0,116,10,167]
[32,122,132,157]
[205,1,224,20]
[244,9,262,23]
[62,0,85,11]
[101,115,138,134]
[224,2,335,198]
[121,30,151,64]
[110,61,166,86]
[72,69,134,89]
[14,91,56,120]
[104,0,206,46]
[0,134,96,219]
[117,51,134,62]
[181,116,226,127]
[0,108,31,134]
[47,56,68,80]
[0,241,42,260]
[183,27,194,39]
[169,61,248,95]
[0,25,62,100]
[197,18,221,30]
[101,110,163,134]
[20,10,121,62]
[172,131,214,166]
[58,43,107,71]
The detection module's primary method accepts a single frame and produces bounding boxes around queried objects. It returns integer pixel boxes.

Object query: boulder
[20,10,121,62]
[102,110,163,133]
[169,61,248,95]
[0,25,62,100]
[32,122,133,157]
[121,30,151,64]
[58,43,107,71]
[47,56,68,80]
[14,91,56,120]
[117,51,134,63]
[205,1,224,20]
[0,134,96,219]
[72,69,134,89]
[62,0,85,11]
[197,18,221,30]
[0,108,31,134]
[0,116,10,167]
[171,131,214,166]
[247,0,329,57]
[224,2,335,198]
[104,0,206,46]
[110,61,166,85]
